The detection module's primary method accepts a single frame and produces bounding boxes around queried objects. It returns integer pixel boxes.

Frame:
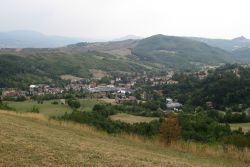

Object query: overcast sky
[0,0,250,39]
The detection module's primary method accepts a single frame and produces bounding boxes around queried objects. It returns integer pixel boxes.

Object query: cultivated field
[1,110,249,167]
[110,113,159,123]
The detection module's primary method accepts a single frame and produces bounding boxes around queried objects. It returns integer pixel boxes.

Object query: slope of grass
[0,110,249,167]
[110,113,158,124]
[79,99,104,112]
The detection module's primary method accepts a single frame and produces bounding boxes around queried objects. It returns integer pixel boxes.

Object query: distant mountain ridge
[191,36,250,51]
[0,30,85,48]
[0,34,237,88]
[112,35,143,41]
[64,34,233,67]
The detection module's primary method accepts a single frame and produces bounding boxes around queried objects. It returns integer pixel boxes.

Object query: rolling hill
[0,110,248,167]
[0,34,235,88]
[132,34,233,69]
[232,46,250,62]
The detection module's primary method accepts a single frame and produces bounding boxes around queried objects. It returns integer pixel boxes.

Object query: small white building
[166,97,182,110]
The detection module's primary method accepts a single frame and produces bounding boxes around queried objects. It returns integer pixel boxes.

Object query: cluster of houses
[196,65,220,79]
[0,89,27,99]
[0,82,137,104]
[29,84,63,95]
[151,72,179,85]
[134,71,179,86]
[0,71,182,110]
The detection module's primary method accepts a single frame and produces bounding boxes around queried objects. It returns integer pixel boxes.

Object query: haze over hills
[1,29,250,53]
[0,30,87,48]
[0,30,144,48]
[191,36,250,51]
[112,35,143,41]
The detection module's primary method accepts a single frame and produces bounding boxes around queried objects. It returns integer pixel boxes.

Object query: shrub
[67,98,81,109]
[0,102,15,111]
[29,106,40,113]
[60,110,160,137]
[51,101,59,105]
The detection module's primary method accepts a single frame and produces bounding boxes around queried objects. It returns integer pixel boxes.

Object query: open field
[79,99,104,112]
[110,113,158,124]
[89,69,107,79]
[0,110,249,167]
[6,100,70,117]
[60,74,84,81]
[6,99,102,116]
[230,123,250,132]
[99,98,116,104]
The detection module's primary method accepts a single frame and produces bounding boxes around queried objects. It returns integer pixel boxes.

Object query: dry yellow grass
[168,141,250,164]
[0,110,249,167]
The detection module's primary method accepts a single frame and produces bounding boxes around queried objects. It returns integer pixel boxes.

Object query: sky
[0,0,250,40]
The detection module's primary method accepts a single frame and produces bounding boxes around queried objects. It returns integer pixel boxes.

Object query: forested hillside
[132,35,233,69]
[164,64,250,111]
[0,34,235,88]
[233,47,250,62]
[0,52,147,88]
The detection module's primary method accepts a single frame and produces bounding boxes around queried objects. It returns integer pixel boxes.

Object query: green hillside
[132,35,233,69]
[0,110,248,167]
[0,52,146,88]
[0,35,235,88]
[233,47,250,62]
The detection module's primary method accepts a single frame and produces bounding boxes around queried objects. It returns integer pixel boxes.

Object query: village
[0,71,184,111]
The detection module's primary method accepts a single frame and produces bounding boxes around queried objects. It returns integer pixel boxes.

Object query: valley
[1,34,250,167]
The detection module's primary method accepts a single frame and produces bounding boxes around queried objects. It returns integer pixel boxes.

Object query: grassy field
[6,100,70,117]
[1,110,249,167]
[110,113,158,124]
[79,99,104,112]
[230,123,250,132]
[6,99,102,117]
